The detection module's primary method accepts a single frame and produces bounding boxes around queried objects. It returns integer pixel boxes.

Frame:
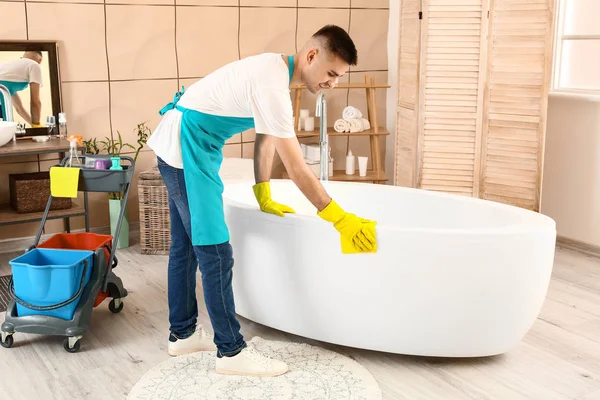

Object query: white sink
[0,121,16,147]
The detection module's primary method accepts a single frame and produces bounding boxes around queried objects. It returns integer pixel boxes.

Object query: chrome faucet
[0,84,14,123]
[315,90,328,181]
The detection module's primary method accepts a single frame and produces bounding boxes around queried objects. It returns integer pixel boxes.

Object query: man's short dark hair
[312,25,358,66]
[35,51,42,57]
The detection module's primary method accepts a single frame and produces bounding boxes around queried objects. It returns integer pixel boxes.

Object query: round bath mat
[128,336,382,400]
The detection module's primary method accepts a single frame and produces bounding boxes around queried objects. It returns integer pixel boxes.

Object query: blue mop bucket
[9,248,94,320]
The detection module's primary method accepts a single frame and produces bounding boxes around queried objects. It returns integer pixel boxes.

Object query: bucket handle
[103,244,118,269]
[9,259,89,312]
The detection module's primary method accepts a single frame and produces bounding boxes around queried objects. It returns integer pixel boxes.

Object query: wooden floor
[0,239,599,400]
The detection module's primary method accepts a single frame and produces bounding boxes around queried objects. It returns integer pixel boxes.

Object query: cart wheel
[109,298,124,313]
[63,338,81,353]
[1,334,13,349]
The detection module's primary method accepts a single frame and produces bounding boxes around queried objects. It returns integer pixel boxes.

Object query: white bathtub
[223,180,557,357]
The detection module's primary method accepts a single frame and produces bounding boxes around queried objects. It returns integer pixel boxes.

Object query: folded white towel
[334,119,350,133]
[360,118,371,131]
[343,106,362,121]
[348,119,363,133]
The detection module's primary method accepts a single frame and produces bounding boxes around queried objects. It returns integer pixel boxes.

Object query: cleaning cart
[0,154,134,353]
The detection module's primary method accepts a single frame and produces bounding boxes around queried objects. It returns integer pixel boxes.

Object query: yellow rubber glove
[31,123,44,128]
[253,182,296,217]
[318,199,377,254]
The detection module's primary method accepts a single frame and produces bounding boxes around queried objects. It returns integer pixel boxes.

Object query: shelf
[329,170,389,182]
[0,138,83,157]
[291,83,391,89]
[296,127,390,138]
[282,170,388,183]
[0,202,85,226]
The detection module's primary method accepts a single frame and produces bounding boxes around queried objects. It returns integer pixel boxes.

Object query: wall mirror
[0,41,61,130]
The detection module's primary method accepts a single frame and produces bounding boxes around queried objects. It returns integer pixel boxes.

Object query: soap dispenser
[345,150,355,175]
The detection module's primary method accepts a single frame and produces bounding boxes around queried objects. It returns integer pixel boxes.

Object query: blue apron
[159,55,295,246]
[0,80,28,121]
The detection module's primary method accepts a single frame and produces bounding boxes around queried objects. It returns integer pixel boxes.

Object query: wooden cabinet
[394,0,556,211]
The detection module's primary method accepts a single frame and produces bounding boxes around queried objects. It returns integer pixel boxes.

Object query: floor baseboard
[556,236,600,259]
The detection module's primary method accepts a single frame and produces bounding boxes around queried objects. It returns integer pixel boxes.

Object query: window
[552,0,600,93]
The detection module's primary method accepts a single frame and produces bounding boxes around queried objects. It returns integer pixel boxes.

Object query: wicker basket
[9,172,72,214]
[138,167,171,255]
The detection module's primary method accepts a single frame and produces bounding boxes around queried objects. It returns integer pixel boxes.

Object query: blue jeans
[156,157,247,357]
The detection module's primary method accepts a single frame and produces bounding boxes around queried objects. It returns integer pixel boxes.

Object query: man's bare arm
[270,135,331,212]
[11,94,32,125]
[29,83,42,125]
[253,133,276,184]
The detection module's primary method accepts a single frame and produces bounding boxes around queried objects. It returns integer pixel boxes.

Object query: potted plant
[83,122,150,248]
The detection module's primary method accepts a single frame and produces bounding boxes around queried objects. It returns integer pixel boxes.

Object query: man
[147,25,377,377]
[0,51,43,126]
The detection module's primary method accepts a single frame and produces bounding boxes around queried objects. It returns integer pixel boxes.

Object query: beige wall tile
[110,79,179,149]
[349,8,388,71]
[299,0,349,8]
[60,82,111,143]
[241,0,295,6]
[178,0,236,5]
[106,5,177,80]
[296,8,349,49]
[28,3,108,81]
[29,0,102,4]
[177,6,238,78]
[0,2,27,39]
[107,0,172,5]
[226,134,241,144]
[223,143,241,158]
[240,8,296,58]
[242,142,255,159]
[352,0,388,8]
[242,128,256,143]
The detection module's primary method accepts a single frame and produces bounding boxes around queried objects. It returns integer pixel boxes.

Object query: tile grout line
[103,0,114,137]
[24,0,29,40]
[59,70,385,85]
[295,0,298,54]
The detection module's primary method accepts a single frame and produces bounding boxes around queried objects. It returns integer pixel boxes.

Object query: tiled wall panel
[0,0,388,239]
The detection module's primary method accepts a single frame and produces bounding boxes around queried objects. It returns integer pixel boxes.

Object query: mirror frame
[0,40,62,120]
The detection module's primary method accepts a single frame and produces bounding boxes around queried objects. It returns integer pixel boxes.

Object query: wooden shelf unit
[291,75,391,183]
[0,202,85,226]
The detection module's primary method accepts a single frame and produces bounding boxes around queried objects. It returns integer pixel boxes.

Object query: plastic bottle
[345,150,355,175]
[67,137,81,167]
[58,112,67,138]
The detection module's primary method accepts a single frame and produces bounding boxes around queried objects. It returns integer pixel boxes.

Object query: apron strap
[159,86,185,116]
[287,55,294,82]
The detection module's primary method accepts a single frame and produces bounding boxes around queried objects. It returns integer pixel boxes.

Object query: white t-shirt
[147,53,296,169]
[0,58,43,85]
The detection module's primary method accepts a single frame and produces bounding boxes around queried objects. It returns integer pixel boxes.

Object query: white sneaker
[168,326,216,356]
[215,345,288,377]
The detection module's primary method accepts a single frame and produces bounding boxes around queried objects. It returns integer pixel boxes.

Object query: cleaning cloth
[50,166,80,198]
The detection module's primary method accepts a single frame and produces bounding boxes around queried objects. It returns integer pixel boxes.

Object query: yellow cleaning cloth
[340,220,377,254]
[50,167,80,198]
